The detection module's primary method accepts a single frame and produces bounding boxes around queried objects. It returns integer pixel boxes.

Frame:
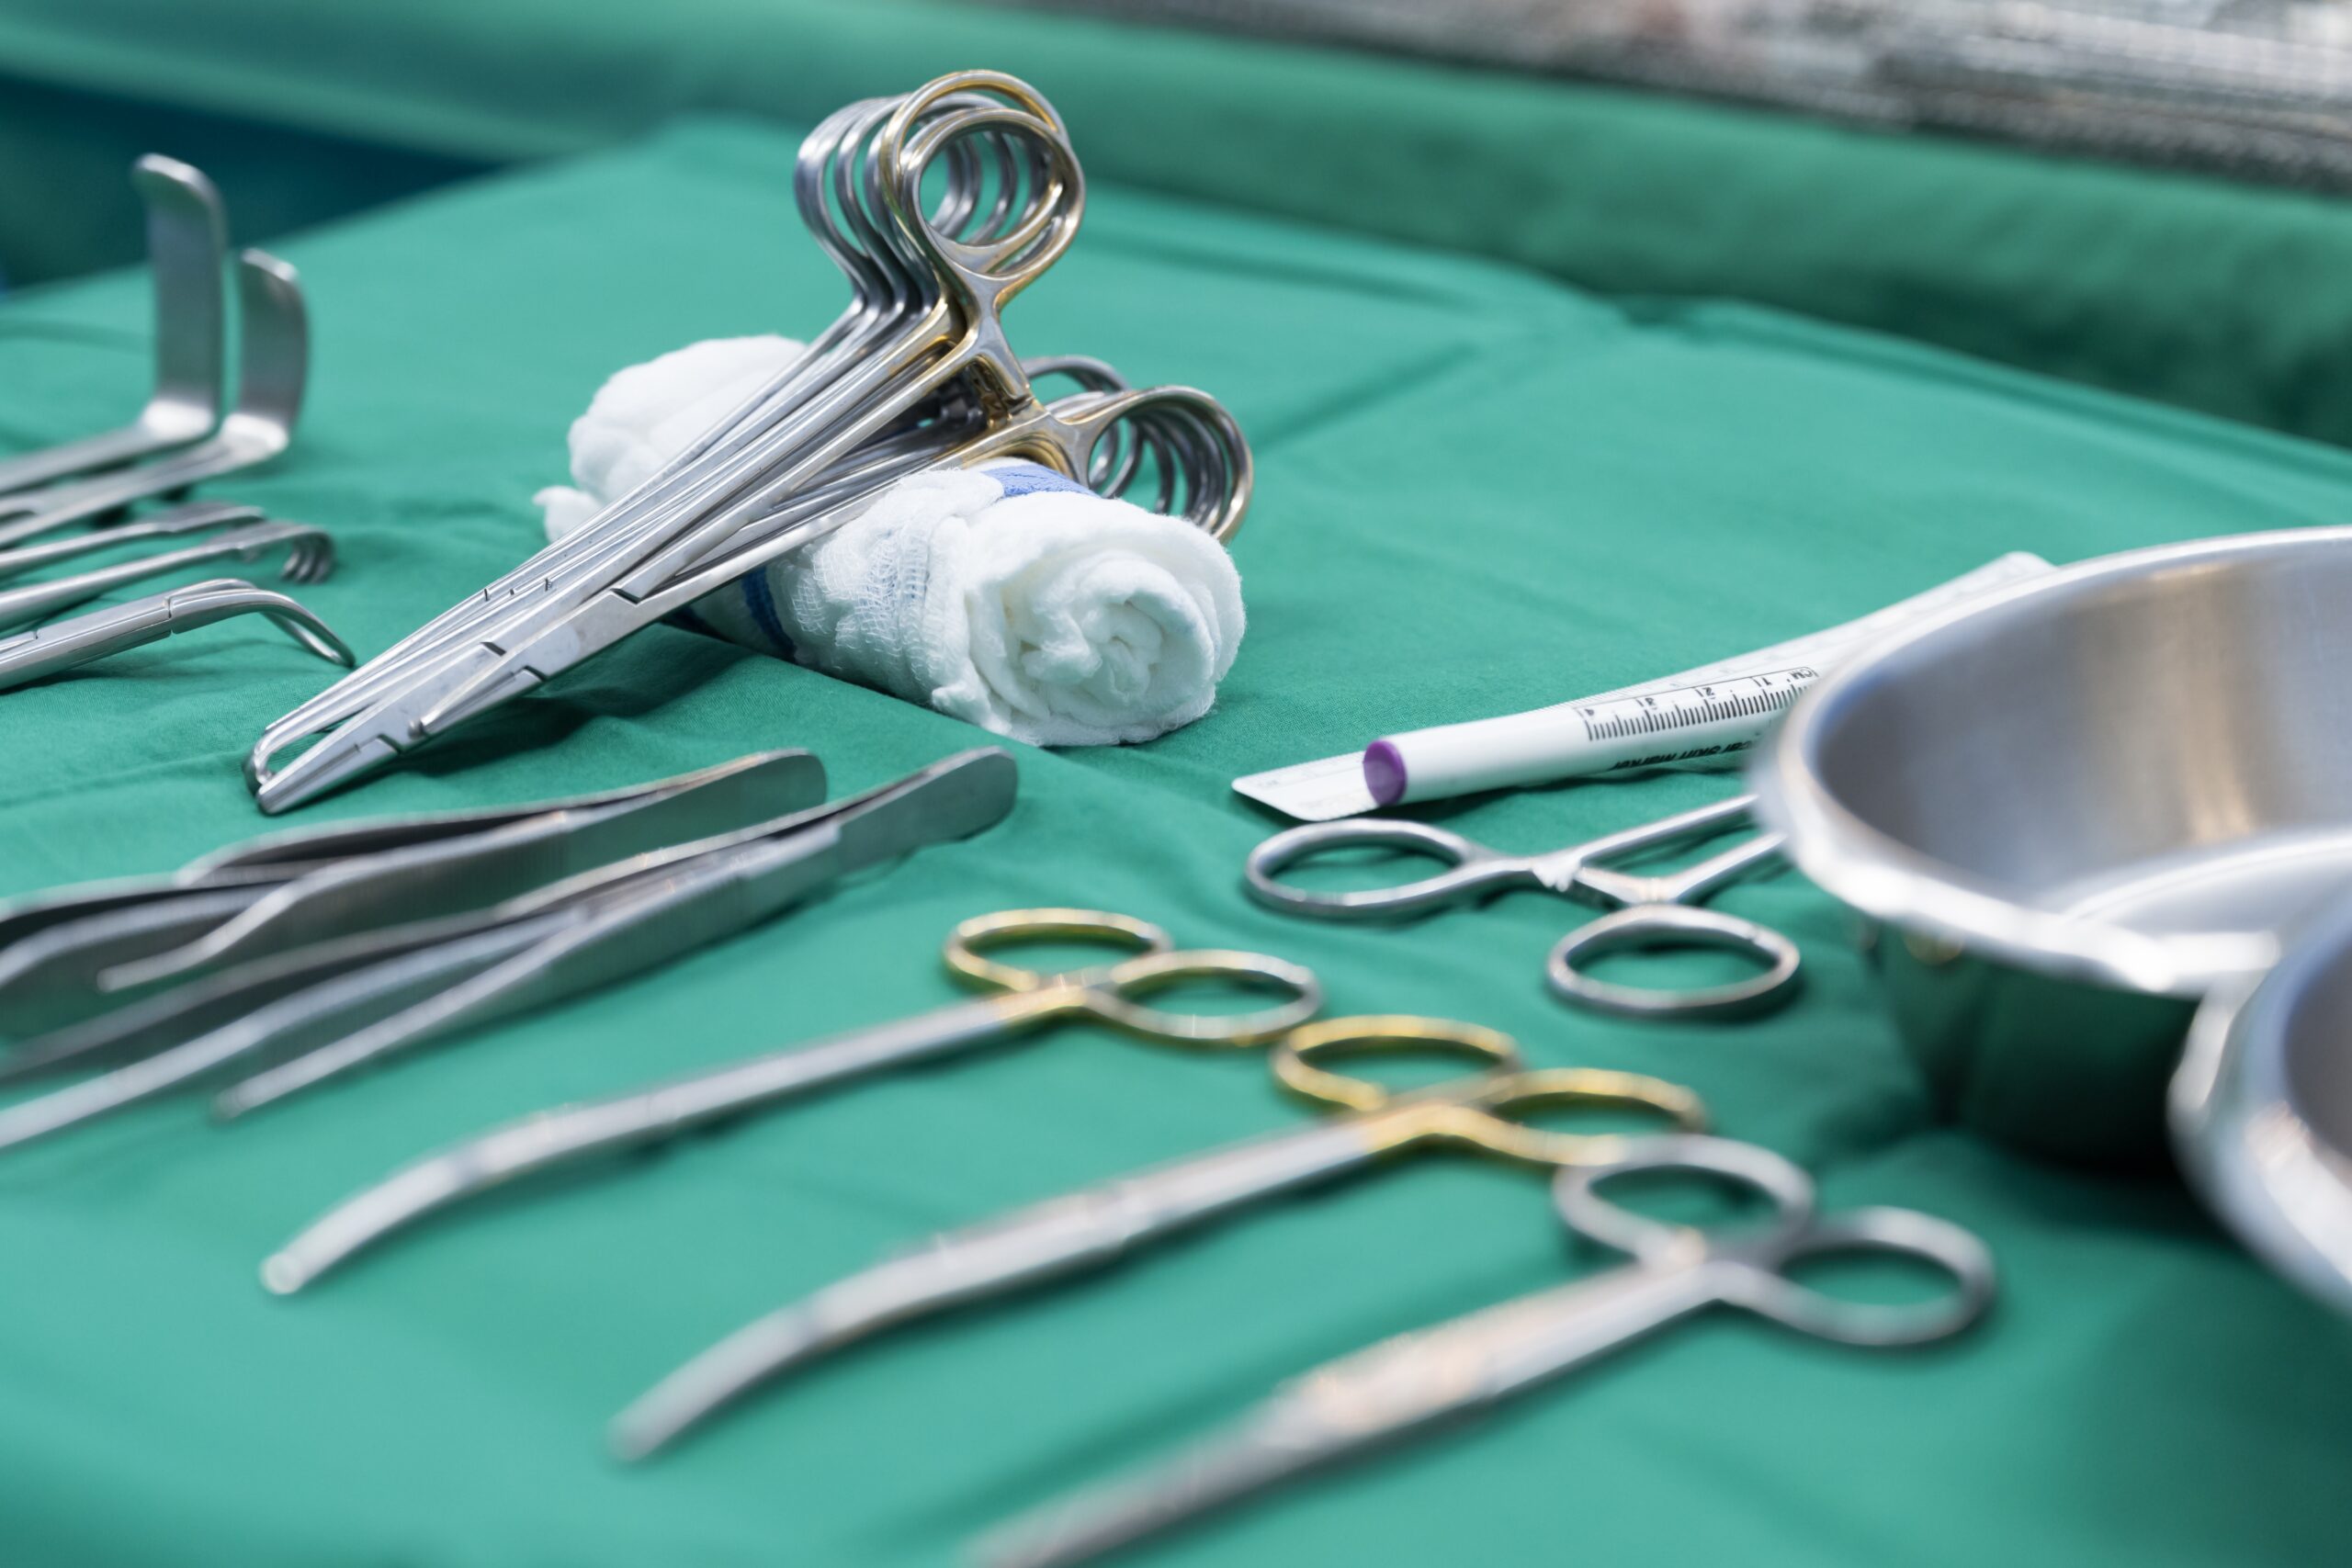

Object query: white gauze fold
[537,335,1245,747]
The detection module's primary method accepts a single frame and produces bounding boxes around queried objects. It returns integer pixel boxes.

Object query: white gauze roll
[537,336,1245,747]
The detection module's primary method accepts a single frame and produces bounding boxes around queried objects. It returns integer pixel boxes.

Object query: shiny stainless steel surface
[979,1135,1994,1568]
[259,905,1318,1309]
[2174,888,2352,1317]
[0,156,227,498]
[0,519,333,634]
[246,70,1251,815]
[0,251,308,549]
[1752,526,2352,1161]
[1245,794,1800,1019]
[0,578,349,697]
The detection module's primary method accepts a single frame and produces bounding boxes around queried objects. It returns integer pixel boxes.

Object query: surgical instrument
[0,751,816,1035]
[0,751,820,1065]
[247,73,1253,814]
[1247,795,1799,1019]
[0,251,308,549]
[0,750,818,1035]
[0,501,264,583]
[0,519,333,634]
[597,1016,1704,1458]
[100,747,825,990]
[0,750,831,954]
[1753,525,2352,1163]
[0,749,1017,1152]
[978,1134,1996,1568]
[259,908,1320,1295]
[0,156,228,497]
[0,578,347,696]
[246,377,1244,813]
[246,80,1087,800]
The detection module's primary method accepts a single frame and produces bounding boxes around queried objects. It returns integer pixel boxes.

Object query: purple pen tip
[1363,739,1408,807]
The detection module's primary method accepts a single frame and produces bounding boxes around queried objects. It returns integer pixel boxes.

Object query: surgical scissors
[259,909,1321,1294]
[600,1016,1704,1459]
[1246,795,1800,1019]
[980,1134,1996,1568]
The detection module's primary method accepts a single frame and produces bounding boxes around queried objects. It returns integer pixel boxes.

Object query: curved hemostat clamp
[242,72,1245,816]
[0,578,352,694]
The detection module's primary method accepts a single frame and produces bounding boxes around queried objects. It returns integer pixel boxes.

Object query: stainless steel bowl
[1751,528,2352,1165]
[2175,891,2352,1316]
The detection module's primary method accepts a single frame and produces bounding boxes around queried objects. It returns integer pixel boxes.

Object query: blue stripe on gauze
[740,567,797,659]
[982,459,1095,500]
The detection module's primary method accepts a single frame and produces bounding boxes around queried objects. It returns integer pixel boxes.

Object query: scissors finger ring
[1546,904,1800,1021]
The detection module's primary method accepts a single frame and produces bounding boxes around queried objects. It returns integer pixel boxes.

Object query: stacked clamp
[250,70,1254,813]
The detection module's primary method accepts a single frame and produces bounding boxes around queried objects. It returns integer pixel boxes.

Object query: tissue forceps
[0,519,333,634]
[0,252,308,549]
[0,750,824,1035]
[0,749,1017,1154]
[979,1135,1996,1568]
[1247,795,1799,1020]
[599,1018,1704,1459]
[0,750,832,969]
[102,748,826,991]
[0,578,347,696]
[259,908,1322,1295]
[0,758,823,1076]
[0,157,228,498]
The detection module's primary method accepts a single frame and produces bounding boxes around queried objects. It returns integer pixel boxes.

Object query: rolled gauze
[537,335,1246,747]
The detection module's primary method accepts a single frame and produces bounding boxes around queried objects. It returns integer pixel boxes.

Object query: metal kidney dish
[2174,890,2352,1318]
[1750,527,2352,1171]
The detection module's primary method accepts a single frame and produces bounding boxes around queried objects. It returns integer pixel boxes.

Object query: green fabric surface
[0,66,485,289]
[2,118,2348,1567]
[6,0,2352,445]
